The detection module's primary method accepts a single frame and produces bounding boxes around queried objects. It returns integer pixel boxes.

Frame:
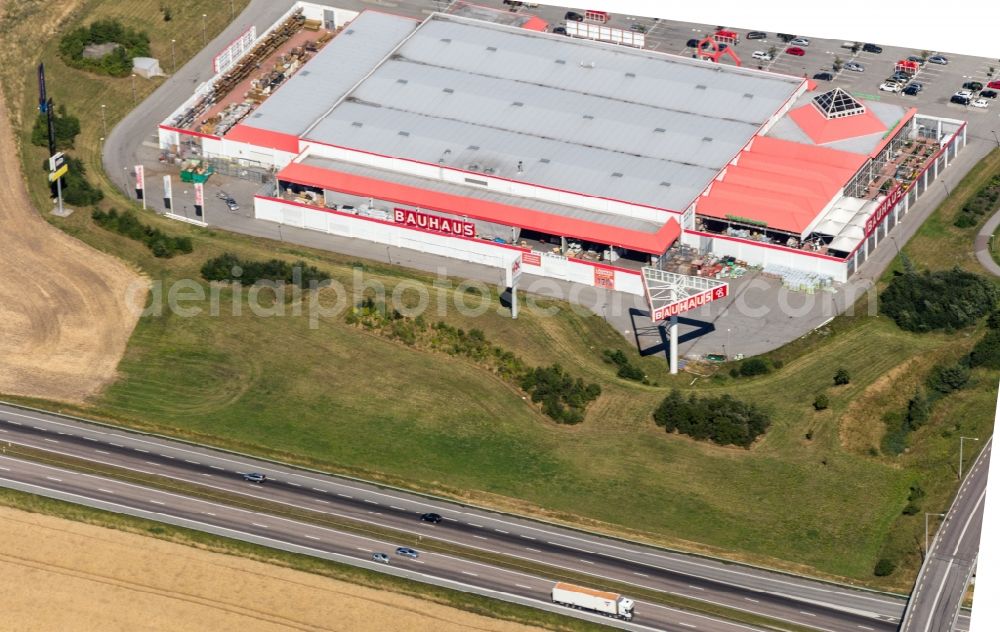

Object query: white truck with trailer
[551,582,635,621]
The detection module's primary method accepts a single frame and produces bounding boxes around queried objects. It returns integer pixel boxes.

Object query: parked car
[844,61,864,72]
[420,512,443,523]
[979,89,998,99]
[862,43,883,53]
[395,547,420,559]
[907,55,926,65]
[564,11,583,21]
[786,46,805,56]
[928,55,948,65]
[776,33,796,43]
[226,199,239,211]
[962,81,984,91]
[216,191,230,200]
[902,82,923,96]
[242,472,267,484]
[879,81,902,93]
[950,94,971,105]
[751,50,772,61]
[789,37,810,46]
[890,71,912,83]
[746,31,767,40]
[686,38,699,48]
[813,72,834,81]
[552,26,567,35]
[971,98,990,109]
[987,80,1000,90]
[372,552,390,564]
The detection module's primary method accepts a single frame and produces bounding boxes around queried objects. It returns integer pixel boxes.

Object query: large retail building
[159,2,966,298]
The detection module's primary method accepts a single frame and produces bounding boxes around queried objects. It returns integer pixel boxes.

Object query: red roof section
[277,161,681,253]
[787,102,887,145]
[225,123,301,154]
[522,15,548,31]
[697,136,867,234]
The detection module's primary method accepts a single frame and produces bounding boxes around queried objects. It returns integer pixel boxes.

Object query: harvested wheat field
[0,506,542,632]
[0,101,144,402]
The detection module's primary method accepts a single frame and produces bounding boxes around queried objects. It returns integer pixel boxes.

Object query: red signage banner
[594,267,615,290]
[393,207,475,238]
[134,165,144,190]
[523,251,542,266]
[653,285,729,321]
[194,182,204,206]
[864,184,905,237]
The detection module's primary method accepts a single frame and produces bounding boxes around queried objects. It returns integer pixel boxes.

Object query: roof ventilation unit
[611,172,623,178]
[398,131,410,137]
[580,61,596,68]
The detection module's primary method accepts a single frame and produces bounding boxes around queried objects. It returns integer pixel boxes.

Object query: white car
[844,61,864,72]
[971,98,989,109]
[751,50,772,61]
[955,90,974,100]
[789,37,810,46]
[879,81,902,93]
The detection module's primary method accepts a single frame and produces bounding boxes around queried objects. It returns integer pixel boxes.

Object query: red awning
[277,161,680,253]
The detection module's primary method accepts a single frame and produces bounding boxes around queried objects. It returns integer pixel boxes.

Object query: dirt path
[0,100,144,402]
[0,505,541,632]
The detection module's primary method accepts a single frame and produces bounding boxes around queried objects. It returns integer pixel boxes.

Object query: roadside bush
[653,389,771,449]
[988,310,1000,330]
[200,253,329,287]
[926,361,971,395]
[58,157,103,206]
[58,19,150,77]
[738,357,771,377]
[953,174,1000,228]
[813,393,829,411]
[93,208,192,258]
[520,364,601,425]
[880,266,998,332]
[873,558,896,577]
[602,349,645,382]
[30,104,80,150]
[969,329,1000,369]
[833,368,851,386]
[906,389,930,431]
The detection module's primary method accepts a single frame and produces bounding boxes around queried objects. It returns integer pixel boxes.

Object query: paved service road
[0,401,929,632]
[899,438,991,632]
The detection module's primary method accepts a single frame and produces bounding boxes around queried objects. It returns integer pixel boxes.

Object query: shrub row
[31,105,80,150]
[92,208,191,258]
[880,264,998,332]
[954,173,1000,228]
[653,389,771,449]
[201,253,329,287]
[602,349,646,382]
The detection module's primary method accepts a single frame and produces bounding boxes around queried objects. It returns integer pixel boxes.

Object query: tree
[927,362,970,394]
[813,393,829,411]
[49,156,102,206]
[833,368,851,386]
[739,357,770,377]
[30,105,81,150]
[906,389,930,431]
[880,267,998,332]
[874,558,896,577]
[970,330,1000,369]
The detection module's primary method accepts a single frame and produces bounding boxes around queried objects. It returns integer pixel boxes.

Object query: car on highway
[746,31,766,40]
[902,82,923,96]
[789,37,810,46]
[971,98,989,109]
[395,547,419,559]
[988,80,1000,90]
[879,81,902,93]
[564,11,583,21]
[844,61,864,72]
[420,512,443,523]
[812,72,834,81]
[372,552,390,564]
[950,94,971,105]
[928,55,948,65]
[786,46,805,56]
[242,472,267,484]
[962,81,984,91]
[751,50,772,61]
[862,43,883,53]
[980,89,998,99]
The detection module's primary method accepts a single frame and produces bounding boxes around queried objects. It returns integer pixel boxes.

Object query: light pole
[130,73,137,106]
[202,14,208,46]
[230,0,235,21]
[171,39,176,73]
[925,512,946,553]
[100,104,106,138]
[959,436,979,479]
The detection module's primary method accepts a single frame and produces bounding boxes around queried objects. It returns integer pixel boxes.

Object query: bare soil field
[0,505,541,632]
[0,101,144,402]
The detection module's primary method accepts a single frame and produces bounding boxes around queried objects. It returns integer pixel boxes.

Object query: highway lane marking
[45,477,62,482]
[495,529,509,534]
[336,493,351,498]
[515,583,533,590]
[744,597,759,603]
[0,408,911,618]
[204,512,216,516]
[145,461,158,466]
[95,450,110,455]
[97,489,115,494]
[634,572,648,577]
[313,487,326,492]
[184,459,200,465]
[363,499,378,505]
[287,482,301,487]
[462,571,478,577]
[546,541,595,555]
[160,454,174,459]
[525,548,540,553]
[858,626,875,630]
[34,427,45,430]
[210,466,225,471]
[135,448,149,453]
[390,506,405,511]
[688,584,704,590]
[952,489,986,556]
[356,547,371,552]
[83,437,98,441]
[473,535,488,540]
[149,500,165,505]
[202,473,213,477]
[469,523,483,528]
[251,523,269,528]
[678,624,697,629]
[0,466,8,471]
[799,611,816,616]
[109,443,123,448]
[304,535,320,540]
[580,559,595,564]
[43,438,59,443]
[315,500,329,504]
[520,535,535,540]
[0,429,7,432]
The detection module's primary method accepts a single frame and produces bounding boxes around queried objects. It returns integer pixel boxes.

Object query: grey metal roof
[259,12,804,211]
[247,11,419,138]
[299,155,664,234]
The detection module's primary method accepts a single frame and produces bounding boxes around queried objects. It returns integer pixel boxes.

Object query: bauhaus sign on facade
[394,207,475,238]
[653,286,729,321]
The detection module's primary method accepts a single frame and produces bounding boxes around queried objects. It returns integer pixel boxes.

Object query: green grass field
[3,0,998,594]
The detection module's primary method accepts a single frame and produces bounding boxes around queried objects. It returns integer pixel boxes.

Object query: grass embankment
[2,0,997,597]
[0,486,603,632]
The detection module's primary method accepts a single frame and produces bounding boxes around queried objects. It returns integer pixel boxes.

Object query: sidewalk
[976,209,1000,277]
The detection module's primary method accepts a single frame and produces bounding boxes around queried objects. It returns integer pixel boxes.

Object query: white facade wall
[681,231,848,282]
[255,196,645,295]
[300,141,676,225]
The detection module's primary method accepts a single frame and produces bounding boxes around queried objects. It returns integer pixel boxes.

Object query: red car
[987,80,1000,90]
[786,46,806,56]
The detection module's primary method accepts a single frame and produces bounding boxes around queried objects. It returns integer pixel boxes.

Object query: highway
[899,438,991,632]
[0,402,922,632]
